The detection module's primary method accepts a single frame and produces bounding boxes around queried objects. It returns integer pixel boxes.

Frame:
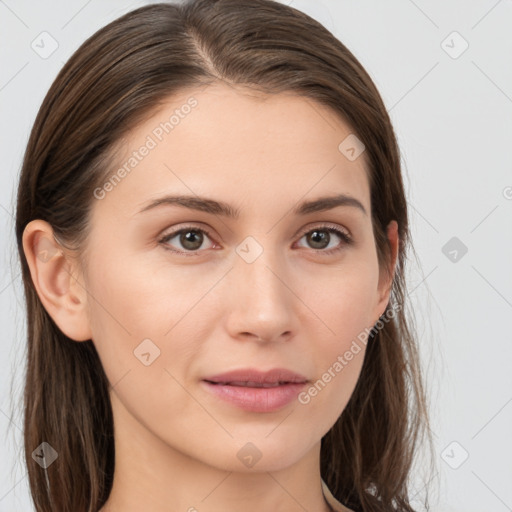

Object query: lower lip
[201,381,307,413]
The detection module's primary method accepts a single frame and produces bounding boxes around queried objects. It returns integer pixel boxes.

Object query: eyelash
[158,223,353,257]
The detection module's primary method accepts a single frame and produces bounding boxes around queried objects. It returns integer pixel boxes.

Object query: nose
[224,242,297,344]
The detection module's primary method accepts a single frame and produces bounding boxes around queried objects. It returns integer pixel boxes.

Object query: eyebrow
[137,193,367,218]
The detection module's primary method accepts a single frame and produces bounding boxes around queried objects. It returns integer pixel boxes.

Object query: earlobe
[22,219,92,342]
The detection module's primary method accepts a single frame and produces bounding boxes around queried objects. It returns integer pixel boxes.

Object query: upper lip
[203,368,309,385]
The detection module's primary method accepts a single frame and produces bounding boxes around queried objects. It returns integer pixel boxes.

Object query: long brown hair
[14,1,435,510]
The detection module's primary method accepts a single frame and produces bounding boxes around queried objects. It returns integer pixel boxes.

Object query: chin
[207,434,313,473]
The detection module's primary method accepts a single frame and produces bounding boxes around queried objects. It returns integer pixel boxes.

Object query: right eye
[158,225,217,256]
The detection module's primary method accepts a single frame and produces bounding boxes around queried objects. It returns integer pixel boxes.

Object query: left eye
[159,224,352,256]
[295,226,352,253]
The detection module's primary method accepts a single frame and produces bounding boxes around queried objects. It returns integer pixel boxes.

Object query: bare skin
[23,81,398,512]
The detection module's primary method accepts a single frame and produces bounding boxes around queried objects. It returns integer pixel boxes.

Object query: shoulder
[321,478,355,512]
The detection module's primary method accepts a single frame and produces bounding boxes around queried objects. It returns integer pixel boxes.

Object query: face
[79,82,394,472]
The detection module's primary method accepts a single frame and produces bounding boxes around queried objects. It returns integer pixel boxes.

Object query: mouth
[202,367,308,385]
[201,368,309,412]
[204,380,301,388]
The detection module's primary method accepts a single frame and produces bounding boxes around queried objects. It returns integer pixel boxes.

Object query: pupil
[309,230,329,249]
[181,230,203,250]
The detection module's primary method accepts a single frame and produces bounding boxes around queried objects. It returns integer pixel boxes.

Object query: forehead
[95,82,370,219]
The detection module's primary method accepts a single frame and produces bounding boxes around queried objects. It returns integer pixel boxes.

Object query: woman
[15,0,434,510]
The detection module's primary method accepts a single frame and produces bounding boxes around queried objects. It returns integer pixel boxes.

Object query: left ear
[373,220,399,323]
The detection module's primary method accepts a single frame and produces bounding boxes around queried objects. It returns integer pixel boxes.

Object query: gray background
[1,0,511,510]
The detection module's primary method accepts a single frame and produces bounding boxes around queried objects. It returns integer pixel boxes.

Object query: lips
[201,368,309,412]
[215,381,283,388]
[202,368,309,387]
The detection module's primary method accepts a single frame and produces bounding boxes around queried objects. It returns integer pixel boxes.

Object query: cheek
[298,311,369,431]
[84,248,217,379]
[83,251,210,428]
[303,256,380,342]
[298,344,366,436]
[295,261,377,421]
